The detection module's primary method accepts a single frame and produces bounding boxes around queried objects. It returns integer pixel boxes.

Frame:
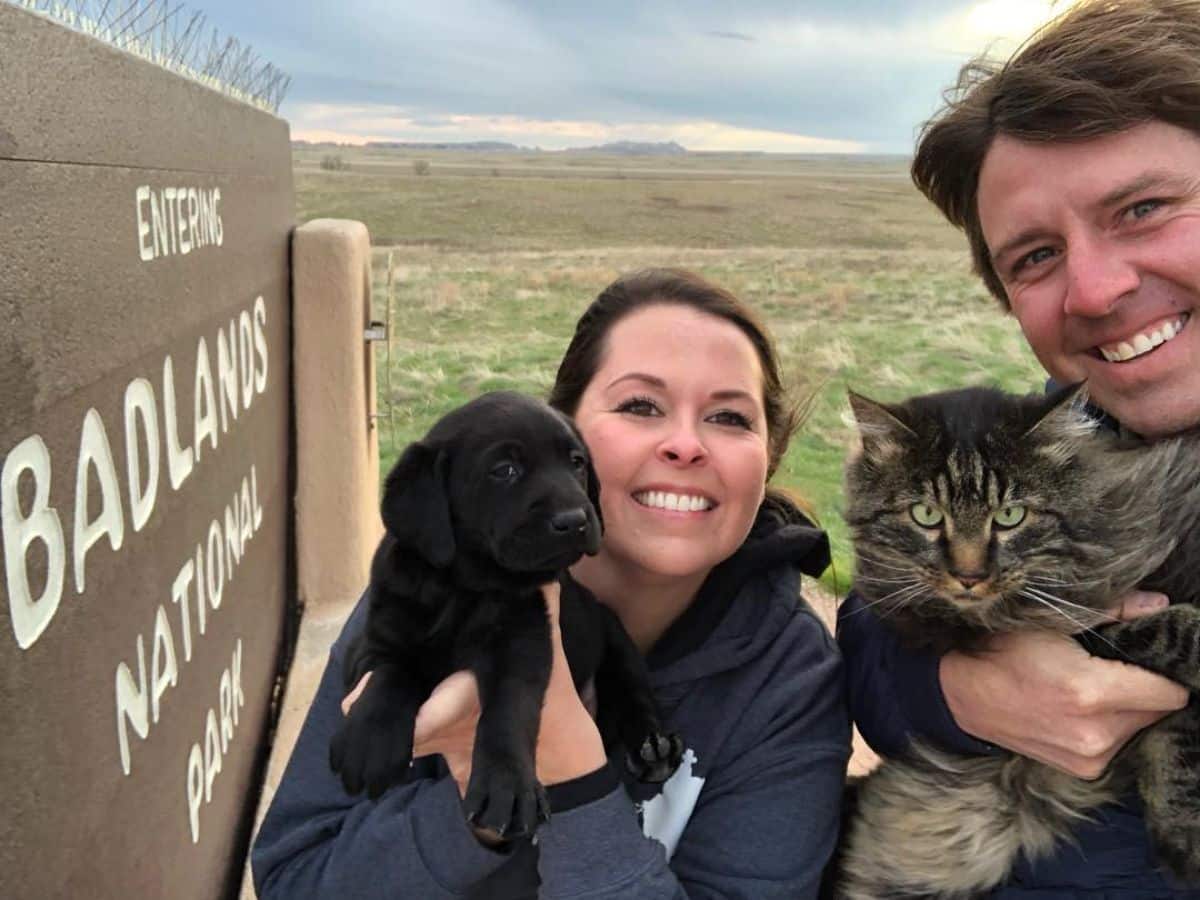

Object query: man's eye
[708,409,753,429]
[1125,198,1163,221]
[1012,246,1057,275]
[614,396,660,416]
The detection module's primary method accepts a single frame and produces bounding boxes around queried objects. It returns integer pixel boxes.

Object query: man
[839,0,1200,894]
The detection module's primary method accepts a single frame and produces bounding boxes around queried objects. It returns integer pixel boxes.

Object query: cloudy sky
[196,0,1076,154]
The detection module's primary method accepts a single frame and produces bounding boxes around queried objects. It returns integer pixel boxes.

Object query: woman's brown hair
[548,267,800,481]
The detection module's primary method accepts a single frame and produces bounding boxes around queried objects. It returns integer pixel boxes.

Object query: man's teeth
[635,491,713,512]
[1099,316,1187,362]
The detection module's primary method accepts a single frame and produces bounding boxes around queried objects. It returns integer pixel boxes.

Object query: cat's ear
[847,391,914,461]
[1024,382,1097,464]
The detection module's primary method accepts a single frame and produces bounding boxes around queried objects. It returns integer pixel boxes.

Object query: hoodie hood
[644,492,831,684]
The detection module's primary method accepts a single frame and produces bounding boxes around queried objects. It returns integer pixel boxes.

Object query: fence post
[293,218,381,611]
[239,218,381,897]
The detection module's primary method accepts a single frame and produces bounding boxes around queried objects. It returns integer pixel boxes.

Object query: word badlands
[1,296,269,650]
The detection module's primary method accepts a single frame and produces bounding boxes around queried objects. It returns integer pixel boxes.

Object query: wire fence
[8,0,289,112]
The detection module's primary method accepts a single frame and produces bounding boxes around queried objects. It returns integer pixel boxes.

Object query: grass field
[294,145,1044,594]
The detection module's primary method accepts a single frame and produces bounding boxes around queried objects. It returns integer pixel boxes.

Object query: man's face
[977,121,1200,437]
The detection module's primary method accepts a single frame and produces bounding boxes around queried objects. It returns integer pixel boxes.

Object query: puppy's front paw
[626,731,684,783]
[329,689,416,799]
[462,758,550,840]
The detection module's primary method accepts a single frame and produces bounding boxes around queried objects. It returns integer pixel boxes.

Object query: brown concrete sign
[0,5,294,897]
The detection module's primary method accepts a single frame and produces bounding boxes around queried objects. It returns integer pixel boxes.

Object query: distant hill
[292,139,691,156]
[569,141,688,156]
[363,140,529,152]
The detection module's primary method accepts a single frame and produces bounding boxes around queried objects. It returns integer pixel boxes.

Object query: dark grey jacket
[252,502,850,898]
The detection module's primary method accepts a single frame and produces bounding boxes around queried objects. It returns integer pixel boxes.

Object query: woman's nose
[656,422,707,465]
[1063,234,1140,318]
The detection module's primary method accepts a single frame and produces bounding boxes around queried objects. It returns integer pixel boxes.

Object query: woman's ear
[380,441,456,568]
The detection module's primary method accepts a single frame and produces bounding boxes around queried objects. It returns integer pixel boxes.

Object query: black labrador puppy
[330,391,683,838]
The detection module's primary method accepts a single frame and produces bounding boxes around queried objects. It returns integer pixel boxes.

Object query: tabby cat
[837,384,1200,899]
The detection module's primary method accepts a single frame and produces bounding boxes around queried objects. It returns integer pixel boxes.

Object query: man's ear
[380,441,456,568]
[847,390,913,462]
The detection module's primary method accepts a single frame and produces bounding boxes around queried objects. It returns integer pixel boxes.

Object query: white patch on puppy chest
[640,748,705,859]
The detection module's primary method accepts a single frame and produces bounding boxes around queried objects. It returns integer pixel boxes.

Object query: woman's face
[572,303,770,582]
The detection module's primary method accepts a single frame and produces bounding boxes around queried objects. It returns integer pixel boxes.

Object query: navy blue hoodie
[839,384,1200,897]
[839,588,1200,897]
[252,500,850,898]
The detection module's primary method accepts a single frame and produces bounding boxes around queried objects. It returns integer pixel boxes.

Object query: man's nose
[657,421,707,465]
[1063,233,1140,318]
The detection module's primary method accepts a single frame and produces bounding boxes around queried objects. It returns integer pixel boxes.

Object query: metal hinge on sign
[364,320,387,341]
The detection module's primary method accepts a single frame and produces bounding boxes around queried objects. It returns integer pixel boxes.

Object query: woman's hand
[939,590,1188,778]
[341,582,607,798]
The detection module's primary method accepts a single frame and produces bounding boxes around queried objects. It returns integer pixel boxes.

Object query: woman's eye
[614,396,660,416]
[708,409,753,429]
[993,505,1027,528]
[909,502,943,528]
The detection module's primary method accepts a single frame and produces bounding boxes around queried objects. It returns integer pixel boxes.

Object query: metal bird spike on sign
[7,0,290,112]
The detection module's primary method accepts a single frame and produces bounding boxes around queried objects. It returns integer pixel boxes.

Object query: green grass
[297,147,1044,594]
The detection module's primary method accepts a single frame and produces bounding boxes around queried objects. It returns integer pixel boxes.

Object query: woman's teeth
[1099,314,1188,362]
[634,491,713,512]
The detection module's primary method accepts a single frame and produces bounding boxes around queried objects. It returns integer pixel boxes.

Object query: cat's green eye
[909,502,944,528]
[993,505,1027,529]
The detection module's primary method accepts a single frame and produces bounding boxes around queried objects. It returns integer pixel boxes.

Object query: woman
[251,268,849,898]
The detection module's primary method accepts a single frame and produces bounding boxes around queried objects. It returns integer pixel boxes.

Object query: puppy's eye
[490,462,521,482]
[569,451,588,472]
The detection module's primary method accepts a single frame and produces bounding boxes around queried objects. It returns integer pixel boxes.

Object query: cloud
[199,0,1077,153]
[703,31,757,42]
[290,106,867,153]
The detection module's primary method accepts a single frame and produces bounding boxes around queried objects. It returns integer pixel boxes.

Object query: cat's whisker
[845,583,928,619]
[1022,585,1109,620]
[1025,575,1108,590]
[853,573,917,587]
[854,554,918,574]
[1016,589,1127,659]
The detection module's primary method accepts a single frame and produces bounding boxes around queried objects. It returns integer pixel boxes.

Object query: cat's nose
[953,571,987,589]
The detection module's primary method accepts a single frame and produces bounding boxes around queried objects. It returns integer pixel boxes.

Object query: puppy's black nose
[550,508,589,534]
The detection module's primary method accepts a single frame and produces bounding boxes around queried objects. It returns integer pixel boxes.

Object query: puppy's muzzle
[550,507,589,535]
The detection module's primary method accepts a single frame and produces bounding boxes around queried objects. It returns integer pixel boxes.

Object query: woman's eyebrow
[710,389,758,404]
[606,372,665,390]
[605,373,757,403]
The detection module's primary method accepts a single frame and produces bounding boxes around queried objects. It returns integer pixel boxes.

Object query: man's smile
[1094,312,1190,363]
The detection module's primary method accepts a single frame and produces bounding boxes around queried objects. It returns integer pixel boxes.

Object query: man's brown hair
[912,0,1200,307]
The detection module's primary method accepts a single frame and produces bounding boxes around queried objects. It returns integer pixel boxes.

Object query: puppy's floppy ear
[557,410,604,533]
[584,450,603,534]
[381,441,456,568]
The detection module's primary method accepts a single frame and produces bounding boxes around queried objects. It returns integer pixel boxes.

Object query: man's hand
[940,591,1188,778]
